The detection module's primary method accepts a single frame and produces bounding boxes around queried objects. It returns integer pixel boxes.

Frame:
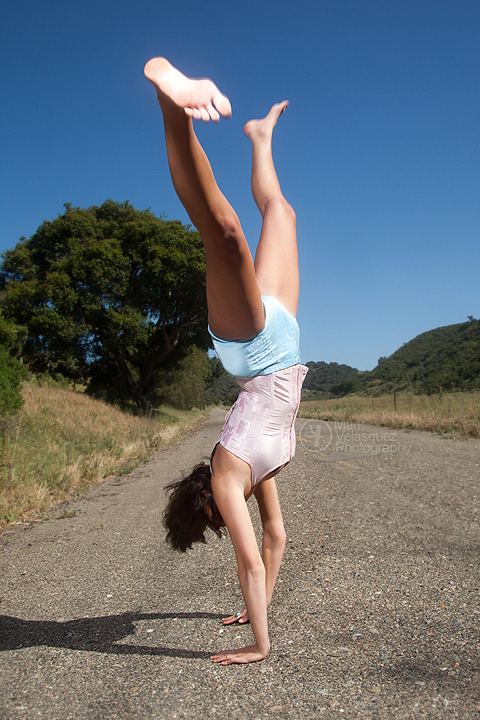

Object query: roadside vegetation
[0,379,207,527]
[298,391,480,439]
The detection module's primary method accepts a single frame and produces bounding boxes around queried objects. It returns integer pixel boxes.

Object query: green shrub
[0,346,27,415]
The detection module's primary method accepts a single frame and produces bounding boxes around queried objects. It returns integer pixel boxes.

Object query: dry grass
[298,391,480,439]
[0,383,207,527]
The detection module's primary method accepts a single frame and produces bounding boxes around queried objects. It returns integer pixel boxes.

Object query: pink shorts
[211,364,308,487]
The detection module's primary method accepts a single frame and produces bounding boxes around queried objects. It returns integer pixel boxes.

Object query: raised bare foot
[144,57,231,122]
[243,101,289,141]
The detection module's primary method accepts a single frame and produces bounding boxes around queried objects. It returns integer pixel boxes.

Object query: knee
[211,211,245,255]
[264,197,296,225]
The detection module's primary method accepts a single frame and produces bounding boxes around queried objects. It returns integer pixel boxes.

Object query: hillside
[360,318,480,395]
[301,361,361,399]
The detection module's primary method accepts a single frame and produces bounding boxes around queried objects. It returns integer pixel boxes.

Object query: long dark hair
[163,462,225,552]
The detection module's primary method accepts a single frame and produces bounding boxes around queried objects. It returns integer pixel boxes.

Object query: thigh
[253,199,299,316]
[204,224,265,341]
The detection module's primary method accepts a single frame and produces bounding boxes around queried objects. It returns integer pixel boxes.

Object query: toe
[208,105,220,122]
[213,92,232,118]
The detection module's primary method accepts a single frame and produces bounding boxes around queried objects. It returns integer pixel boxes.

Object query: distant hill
[302,361,362,399]
[359,318,480,395]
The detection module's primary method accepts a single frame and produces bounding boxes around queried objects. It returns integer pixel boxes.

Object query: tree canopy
[0,201,208,411]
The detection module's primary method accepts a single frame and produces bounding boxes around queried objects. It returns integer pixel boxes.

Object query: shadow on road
[0,611,223,659]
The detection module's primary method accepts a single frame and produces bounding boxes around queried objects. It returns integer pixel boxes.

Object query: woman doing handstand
[144,58,307,665]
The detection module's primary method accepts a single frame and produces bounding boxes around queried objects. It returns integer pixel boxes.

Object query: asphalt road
[1,407,479,719]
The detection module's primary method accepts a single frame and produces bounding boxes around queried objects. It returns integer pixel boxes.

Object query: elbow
[240,561,266,585]
[264,523,287,549]
[275,527,287,549]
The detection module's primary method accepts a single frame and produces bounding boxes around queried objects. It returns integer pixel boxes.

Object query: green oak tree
[0,201,208,411]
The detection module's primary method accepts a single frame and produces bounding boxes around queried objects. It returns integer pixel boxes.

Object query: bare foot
[243,101,289,141]
[210,644,268,666]
[144,57,231,122]
[222,609,249,626]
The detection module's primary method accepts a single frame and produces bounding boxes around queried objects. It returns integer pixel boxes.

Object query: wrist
[256,640,270,656]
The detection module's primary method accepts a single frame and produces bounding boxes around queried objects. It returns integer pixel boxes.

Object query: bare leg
[244,103,299,316]
[144,58,264,340]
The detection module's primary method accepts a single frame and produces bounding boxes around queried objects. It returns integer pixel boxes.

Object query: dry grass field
[298,391,480,439]
[0,382,206,527]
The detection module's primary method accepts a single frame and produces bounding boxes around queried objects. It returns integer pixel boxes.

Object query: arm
[209,451,270,665]
[222,476,286,625]
[255,477,287,605]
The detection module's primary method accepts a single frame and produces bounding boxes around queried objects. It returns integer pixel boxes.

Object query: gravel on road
[1,408,479,719]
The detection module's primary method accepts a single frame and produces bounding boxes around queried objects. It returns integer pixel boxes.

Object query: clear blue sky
[1,0,479,370]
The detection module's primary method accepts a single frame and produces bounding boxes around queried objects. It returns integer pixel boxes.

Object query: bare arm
[209,449,270,665]
[255,478,287,604]
[222,476,286,625]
